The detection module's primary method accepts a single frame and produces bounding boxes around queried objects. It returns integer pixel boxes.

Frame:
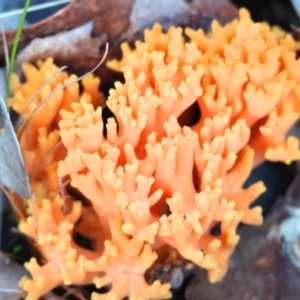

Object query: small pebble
[170,267,184,289]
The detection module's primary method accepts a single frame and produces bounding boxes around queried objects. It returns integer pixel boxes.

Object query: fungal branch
[6,8,300,300]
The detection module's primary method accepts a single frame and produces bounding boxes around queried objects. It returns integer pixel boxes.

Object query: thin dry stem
[17,42,109,140]
[29,141,63,181]
[57,177,72,215]
[0,184,26,220]
[0,20,9,76]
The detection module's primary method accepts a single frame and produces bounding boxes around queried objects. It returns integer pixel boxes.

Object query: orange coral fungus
[109,8,300,166]
[11,8,300,300]
[10,58,104,197]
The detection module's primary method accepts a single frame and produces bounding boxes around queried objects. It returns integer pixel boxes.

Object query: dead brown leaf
[1,0,237,47]
[0,0,237,90]
[16,21,107,64]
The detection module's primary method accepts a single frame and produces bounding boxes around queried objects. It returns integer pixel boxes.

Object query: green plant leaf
[6,0,31,98]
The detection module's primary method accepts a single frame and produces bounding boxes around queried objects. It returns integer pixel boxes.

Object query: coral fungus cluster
[9,8,300,300]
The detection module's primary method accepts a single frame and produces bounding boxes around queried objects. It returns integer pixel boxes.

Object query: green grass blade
[6,0,31,98]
